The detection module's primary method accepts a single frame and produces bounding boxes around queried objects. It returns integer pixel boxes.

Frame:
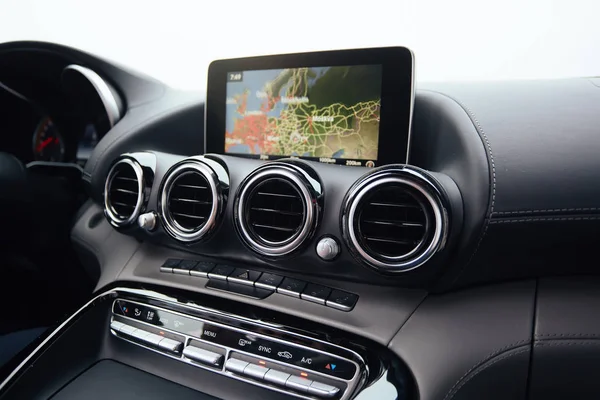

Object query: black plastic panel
[52,360,217,400]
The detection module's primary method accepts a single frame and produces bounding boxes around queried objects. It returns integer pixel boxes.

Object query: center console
[0,286,411,400]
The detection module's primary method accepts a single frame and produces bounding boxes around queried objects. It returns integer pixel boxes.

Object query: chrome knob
[316,237,340,261]
[138,212,157,231]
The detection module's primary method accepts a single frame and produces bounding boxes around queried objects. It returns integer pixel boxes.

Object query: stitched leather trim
[490,216,600,224]
[494,208,600,216]
[443,345,529,400]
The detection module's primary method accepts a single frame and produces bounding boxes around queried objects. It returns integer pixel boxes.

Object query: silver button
[316,237,340,261]
[130,329,152,341]
[138,212,157,231]
[172,267,191,275]
[325,300,353,312]
[243,363,270,380]
[118,324,137,335]
[157,337,182,352]
[285,375,312,393]
[143,333,165,346]
[225,358,249,374]
[308,381,340,397]
[264,369,291,386]
[183,346,223,366]
[160,266,174,273]
[110,320,125,331]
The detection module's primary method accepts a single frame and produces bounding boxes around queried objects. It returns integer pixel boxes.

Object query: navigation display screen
[224,66,382,167]
[206,47,414,167]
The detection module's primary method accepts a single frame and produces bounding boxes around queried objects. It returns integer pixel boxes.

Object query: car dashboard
[1,41,600,400]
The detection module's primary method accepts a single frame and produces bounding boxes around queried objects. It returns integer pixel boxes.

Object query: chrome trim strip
[344,167,447,272]
[236,166,316,257]
[104,158,145,227]
[160,160,221,242]
[64,64,122,127]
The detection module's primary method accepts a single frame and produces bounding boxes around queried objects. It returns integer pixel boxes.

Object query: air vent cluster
[343,167,447,272]
[235,164,320,257]
[104,158,144,227]
[160,160,224,243]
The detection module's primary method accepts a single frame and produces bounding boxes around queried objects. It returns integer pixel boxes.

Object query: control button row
[225,358,339,398]
[183,345,223,367]
[110,320,182,353]
[160,259,359,311]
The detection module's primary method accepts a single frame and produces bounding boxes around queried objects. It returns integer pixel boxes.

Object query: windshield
[2,0,599,90]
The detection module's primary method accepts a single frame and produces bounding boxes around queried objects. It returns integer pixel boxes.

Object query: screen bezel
[205,47,413,167]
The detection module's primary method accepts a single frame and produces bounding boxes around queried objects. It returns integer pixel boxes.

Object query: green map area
[225,65,382,161]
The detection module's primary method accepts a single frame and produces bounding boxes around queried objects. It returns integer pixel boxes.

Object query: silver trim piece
[301,293,327,306]
[309,381,340,398]
[264,369,292,386]
[225,358,249,374]
[244,363,270,379]
[158,337,183,352]
[160,161,222,243]
[277,287,302,298]
[343,168,447,273]
[104,158,145,227]
[183,346,223,366]
[236,166,316,257]
[286,375,312,392]
[325,300,353,312]
[63,64,122,127]
[160,266,174,273]
[405,48,416,163]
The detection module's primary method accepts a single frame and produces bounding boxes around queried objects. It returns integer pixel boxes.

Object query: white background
[2,0,600,90]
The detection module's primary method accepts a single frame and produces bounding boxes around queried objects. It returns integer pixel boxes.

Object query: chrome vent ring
[235,164,319,257]
[104,158,145,227]
[160,160,222,243]
[342,167,447,273]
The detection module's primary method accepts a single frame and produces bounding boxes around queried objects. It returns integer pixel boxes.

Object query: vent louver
[160,160,224,242]
[235,165,319,257]
[104,158,144,227]
[343,168,447,272]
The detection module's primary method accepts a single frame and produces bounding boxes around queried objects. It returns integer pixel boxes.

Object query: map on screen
[224,65,382,164]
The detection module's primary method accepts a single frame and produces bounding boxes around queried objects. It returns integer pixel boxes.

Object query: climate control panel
[110,299,366,400]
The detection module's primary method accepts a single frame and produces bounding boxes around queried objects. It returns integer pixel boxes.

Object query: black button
[207,280,274,299]
[301,284,331,305]
[227,268,262,285]
[277,278,307,298]
[255,273,284,290]
[326,290,358,311]
[163,259,181,268]
[190,261,215,277]
[179,260,198,270]
[160,258,181,273]
[208,265,235,281]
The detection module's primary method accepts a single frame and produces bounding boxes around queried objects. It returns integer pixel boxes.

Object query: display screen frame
[205,47,414,167]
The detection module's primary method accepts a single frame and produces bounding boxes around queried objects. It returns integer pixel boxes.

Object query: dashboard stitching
[536,333,600,339]
[494,208,600,215]
[441,340,528,400]
[535,340,600,346]
[444,346,529,400]
[489,217,600,224]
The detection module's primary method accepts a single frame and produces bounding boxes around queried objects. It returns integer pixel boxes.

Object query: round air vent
[235,164,321,257]
[104,158,145,227]
[160,160,225,242]
[342,167,448,272]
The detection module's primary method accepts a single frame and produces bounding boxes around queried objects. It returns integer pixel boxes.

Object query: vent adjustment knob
[316,237,340,261]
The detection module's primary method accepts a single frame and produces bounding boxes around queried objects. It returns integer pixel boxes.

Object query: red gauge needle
[36,137,54,153]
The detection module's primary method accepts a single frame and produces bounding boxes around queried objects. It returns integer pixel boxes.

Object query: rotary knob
[138,211,157,231]
[316,237,340,261]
